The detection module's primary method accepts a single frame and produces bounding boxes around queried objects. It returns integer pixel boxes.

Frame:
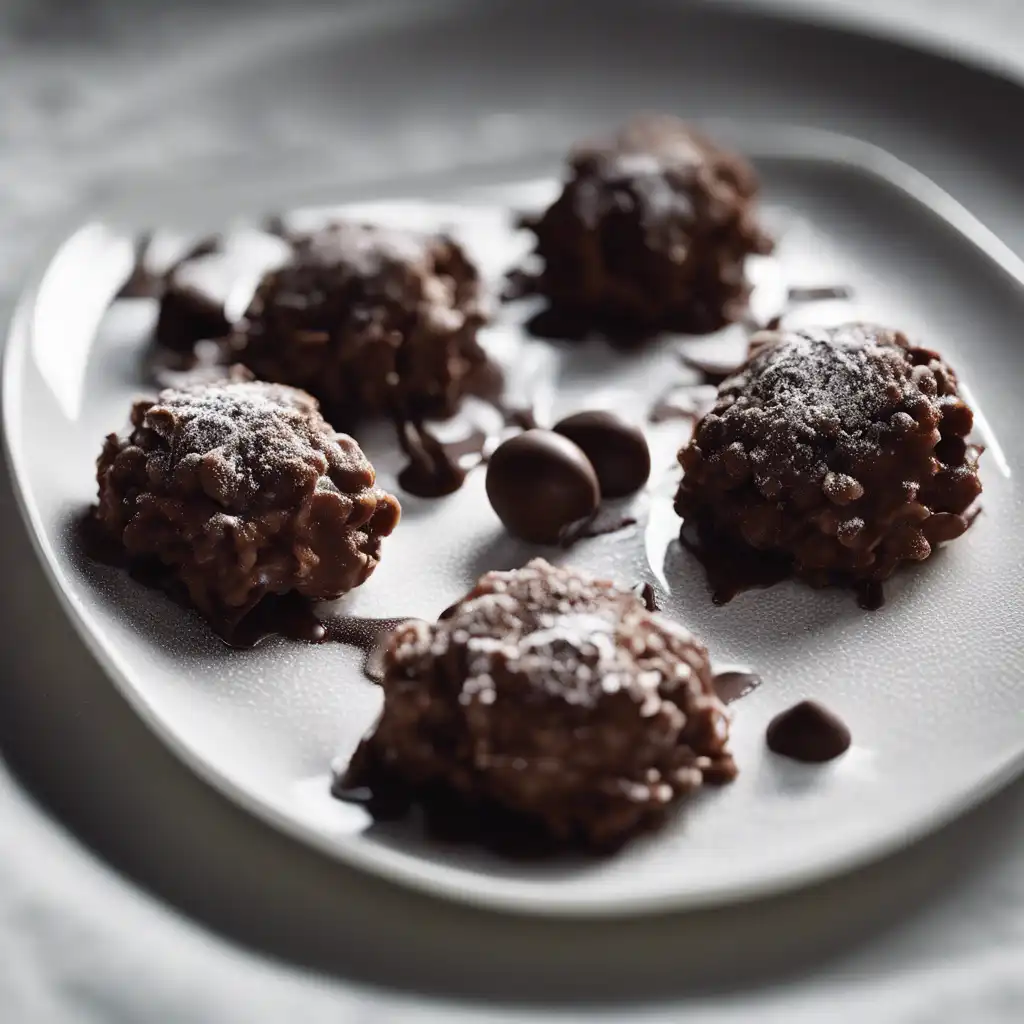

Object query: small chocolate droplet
[856,580,885,611]
[633,582,659,612]
[552,410,651,498]
[485,430,600,544]
[766,701,851,763]
[713,670,762,704]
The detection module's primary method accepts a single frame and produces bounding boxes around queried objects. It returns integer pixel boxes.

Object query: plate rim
[5,121,1024,917]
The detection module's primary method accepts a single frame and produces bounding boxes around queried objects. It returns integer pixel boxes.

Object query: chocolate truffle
[485,430,600,544]
[345,559,736,850]
[553,410,651,497]
[520,114,772,336]
[233,221,489,425]
[675,324,983,602]
[94,371,401,627]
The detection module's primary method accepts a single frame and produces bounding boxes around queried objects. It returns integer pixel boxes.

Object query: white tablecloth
[2,3,1023,1021]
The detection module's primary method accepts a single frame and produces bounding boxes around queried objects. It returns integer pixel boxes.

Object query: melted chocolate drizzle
[558,510,637,548]
[200,597,412,685]
[395,419,487,498]
[221,593,411,667]
[80,509,410,680]
[633,582,659,612]
[679,521,793,605]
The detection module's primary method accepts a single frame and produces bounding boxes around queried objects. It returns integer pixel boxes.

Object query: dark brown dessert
[518,114,772,337]
[485,430,601,544]
[675,324,983,604]
[94,371,401,628]
[342,558,736,851]
[766,701,851,762]
[232,221,489,425]
[553,410,651,497]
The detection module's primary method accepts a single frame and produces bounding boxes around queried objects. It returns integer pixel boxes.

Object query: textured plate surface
[5,7,1024,916]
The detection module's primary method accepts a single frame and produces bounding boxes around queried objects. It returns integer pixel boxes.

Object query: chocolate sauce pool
[79,509,411,680]
[679,521,793,605]
[396,420,487,498]
[224,593,411,664]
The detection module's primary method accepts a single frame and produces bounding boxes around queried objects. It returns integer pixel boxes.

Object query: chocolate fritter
[346,559,735,850]
[233,222,489,424]
[520,115,772,335]
[675,324,983,599]
[95,373,401,625]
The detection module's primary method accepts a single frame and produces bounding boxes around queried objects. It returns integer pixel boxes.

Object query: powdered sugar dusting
[392,558,712,711]
[741,323,915,430]
[710,323,942,485]
[139,376,375,511]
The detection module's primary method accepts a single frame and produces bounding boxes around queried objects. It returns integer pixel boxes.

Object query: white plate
[5,125,1024,916]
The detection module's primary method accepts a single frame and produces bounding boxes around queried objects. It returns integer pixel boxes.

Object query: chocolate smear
[679,520,792,605]
[80,511,409,678]
[397,419,487,498]
[713,670,762,705]
[633,582,659,612]
[558,510,637,548]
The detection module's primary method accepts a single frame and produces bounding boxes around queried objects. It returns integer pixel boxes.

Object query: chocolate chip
[766,701,851,763]
[485,430,600,544]
[552,410,651,498]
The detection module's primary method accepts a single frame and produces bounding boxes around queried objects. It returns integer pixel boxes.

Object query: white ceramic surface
[5,127,1024,915]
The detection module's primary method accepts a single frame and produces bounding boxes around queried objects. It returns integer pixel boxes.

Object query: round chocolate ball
[552,410,651,497]
[485,430,600,544]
